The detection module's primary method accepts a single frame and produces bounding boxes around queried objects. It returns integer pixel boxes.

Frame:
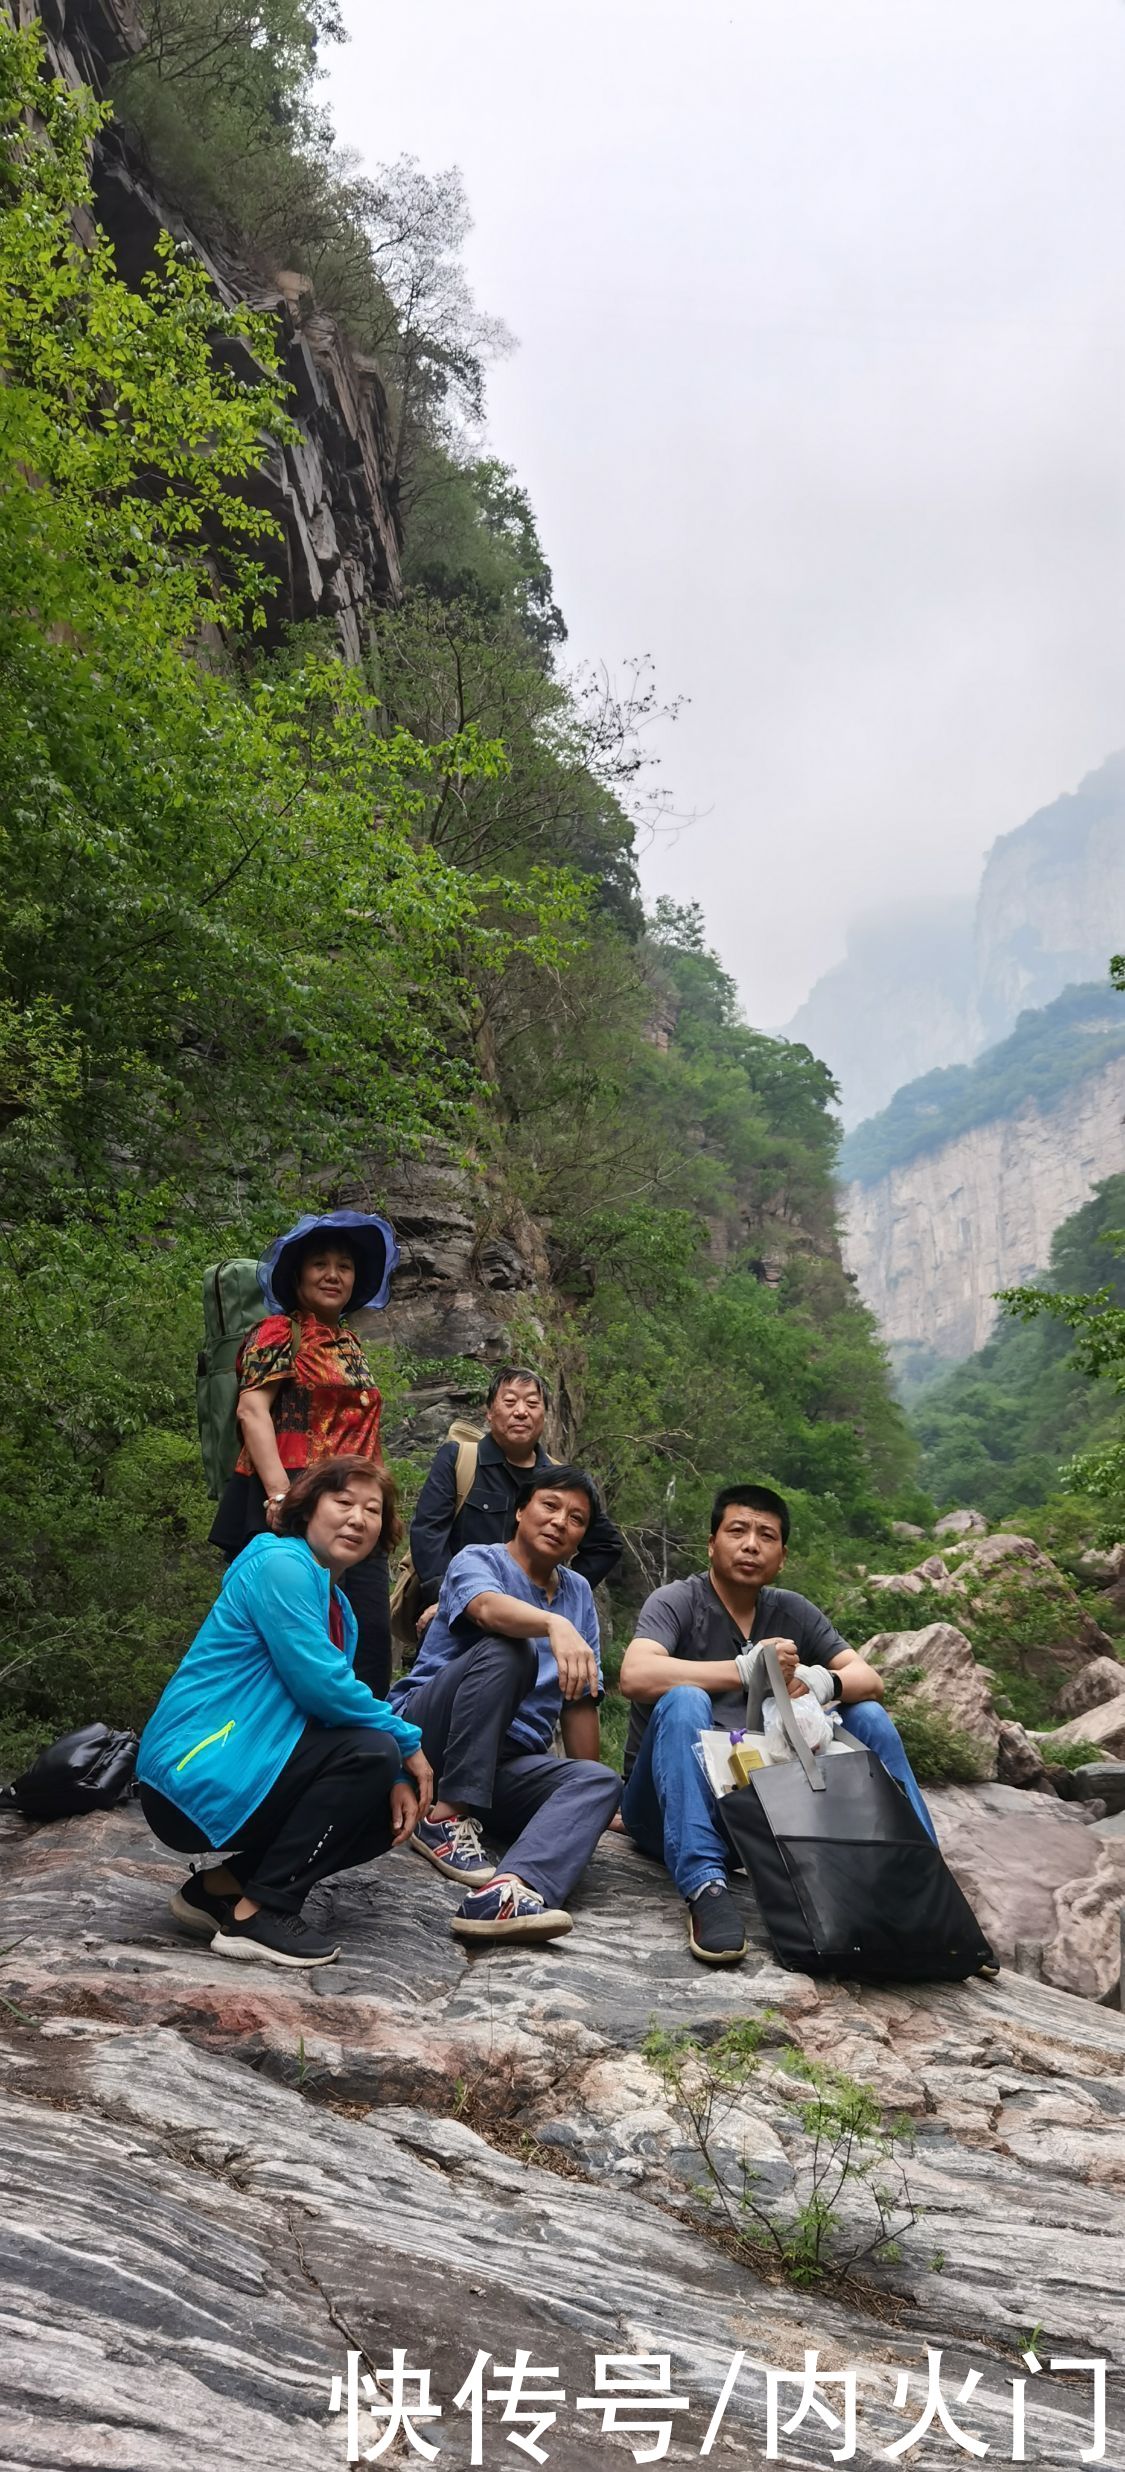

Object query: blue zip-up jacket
[136,1534,422,1846]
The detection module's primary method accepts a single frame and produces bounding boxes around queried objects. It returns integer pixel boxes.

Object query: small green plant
[1036,1736,1108,1773]
[880,1678,990,1785]
[643,2019,918,2287]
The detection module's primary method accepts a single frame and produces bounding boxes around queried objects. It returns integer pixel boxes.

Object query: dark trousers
[211,1471,392,1698]
[396,1637,621,1908]
[140,1723,400,1915]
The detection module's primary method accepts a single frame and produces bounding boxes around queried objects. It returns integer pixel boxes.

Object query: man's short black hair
[710,1483,790,1546]
[487,1363,550,1410]
[514,1463,597,1525]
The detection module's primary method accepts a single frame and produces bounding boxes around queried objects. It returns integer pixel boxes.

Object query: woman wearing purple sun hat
[209,1210,400,1697]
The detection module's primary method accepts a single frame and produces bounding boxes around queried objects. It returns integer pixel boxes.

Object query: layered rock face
[4,1805,1125,2470]
[18,0,403,658]
[974,749,1125,1044]
[842,1051,1125,1358]
[785,748,1125,1129]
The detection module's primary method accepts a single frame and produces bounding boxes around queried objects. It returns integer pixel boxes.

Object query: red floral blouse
[234,1312,383,1474]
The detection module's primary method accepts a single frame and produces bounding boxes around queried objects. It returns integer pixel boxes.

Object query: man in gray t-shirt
[619,1483,934,1967]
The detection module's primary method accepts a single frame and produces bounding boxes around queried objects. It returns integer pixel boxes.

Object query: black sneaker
[211,1909,340,1969]
[687,1880,748,1966]
[169,1871,236,1940]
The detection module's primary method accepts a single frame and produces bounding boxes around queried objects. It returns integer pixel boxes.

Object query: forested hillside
[911,1176,1125,1519]
[840,980,1125,1186]
[0,2,918,1770]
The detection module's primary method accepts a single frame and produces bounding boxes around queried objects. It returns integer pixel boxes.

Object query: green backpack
[196,1259,275,1499]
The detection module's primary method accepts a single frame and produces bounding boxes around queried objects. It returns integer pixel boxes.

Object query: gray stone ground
[2,1806,1124,2468]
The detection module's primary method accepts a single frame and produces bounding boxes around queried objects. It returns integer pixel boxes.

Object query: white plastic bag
[762,1691,834,1760]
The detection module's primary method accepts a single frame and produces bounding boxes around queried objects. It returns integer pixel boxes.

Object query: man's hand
[402,1747,433,1821]
[546,1614,599,1702]
[797,1664,836,1708]
[415,1603,439,1639]
[759,1636,803,1693]
[389,1780,419,1845]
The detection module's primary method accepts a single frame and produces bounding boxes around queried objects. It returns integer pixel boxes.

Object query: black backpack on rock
[0,1723,138,1822]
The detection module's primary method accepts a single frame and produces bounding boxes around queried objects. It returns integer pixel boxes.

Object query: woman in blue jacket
[137,1456,432,1969]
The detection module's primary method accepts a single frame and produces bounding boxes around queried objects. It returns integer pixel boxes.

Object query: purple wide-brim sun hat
[259,1210,400,1315]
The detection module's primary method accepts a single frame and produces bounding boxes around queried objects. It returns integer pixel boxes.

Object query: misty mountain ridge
[785,747,1125,1127]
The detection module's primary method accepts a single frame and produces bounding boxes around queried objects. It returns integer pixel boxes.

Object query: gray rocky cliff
[841,1050,1125,1360]
[786,749,1125,1128]
[18,0,403,659]
[974,749,1125,1045]
[3,1802,1125,2470]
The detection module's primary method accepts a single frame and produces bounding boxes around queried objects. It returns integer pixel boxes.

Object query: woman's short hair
[277,1455,402,1554]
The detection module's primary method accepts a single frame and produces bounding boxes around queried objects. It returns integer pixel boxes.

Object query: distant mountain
[974,748,1125,1045]
[784,898,976,1128]
[784,749,1125,1127]
[839,985,1125,1363]
[839,981,1125,1186]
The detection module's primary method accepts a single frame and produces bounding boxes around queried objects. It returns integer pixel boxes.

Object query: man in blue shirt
[390,1465,621,1944]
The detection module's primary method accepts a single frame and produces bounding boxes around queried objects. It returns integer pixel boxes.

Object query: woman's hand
[264,1488,289,1533]
[402,1747,433,1822]
[415,1603,439,1639]
[389,1780,419,1845]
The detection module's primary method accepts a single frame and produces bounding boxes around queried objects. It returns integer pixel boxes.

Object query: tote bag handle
[751,1641,827,1793]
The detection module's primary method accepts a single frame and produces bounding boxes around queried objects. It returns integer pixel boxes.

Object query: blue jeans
[621,1687,937,1903]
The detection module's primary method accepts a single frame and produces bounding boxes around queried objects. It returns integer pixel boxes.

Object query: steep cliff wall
[16,0,403,656]
[786,748,1125,1126]
[974,747,1125,1044]
[842,1051,1125,1360]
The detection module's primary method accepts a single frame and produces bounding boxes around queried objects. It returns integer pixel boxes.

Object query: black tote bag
[715,1646,995,1984]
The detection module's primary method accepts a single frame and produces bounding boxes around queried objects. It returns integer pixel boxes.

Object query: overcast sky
[327,1,1125,1026]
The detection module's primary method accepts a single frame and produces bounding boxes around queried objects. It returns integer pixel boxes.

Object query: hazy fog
[327,1,1125,1025]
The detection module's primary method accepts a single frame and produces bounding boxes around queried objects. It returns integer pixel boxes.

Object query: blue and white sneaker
[449,1875,573,1944]
[410,1814,497,1883]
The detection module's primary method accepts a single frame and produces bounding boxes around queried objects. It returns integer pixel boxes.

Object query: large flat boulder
[3,1806,1125,2469]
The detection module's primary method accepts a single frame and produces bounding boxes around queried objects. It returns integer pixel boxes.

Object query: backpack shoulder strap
[452,1435,479,1514]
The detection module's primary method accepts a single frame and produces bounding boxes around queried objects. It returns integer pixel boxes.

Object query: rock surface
[31,0,404,669]
[1055,1654,1125,1721]
[1039,1693,1125,1760]
[994,1717,1049,1788]
[926,1781,1125,2000]
[862,1623,1002,1776]
[3,1803,1125,2468]
[933,1508,989,1537]
[842,1048,1125,1358]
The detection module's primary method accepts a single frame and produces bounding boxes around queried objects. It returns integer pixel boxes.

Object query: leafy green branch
[644,2018,918,2288]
